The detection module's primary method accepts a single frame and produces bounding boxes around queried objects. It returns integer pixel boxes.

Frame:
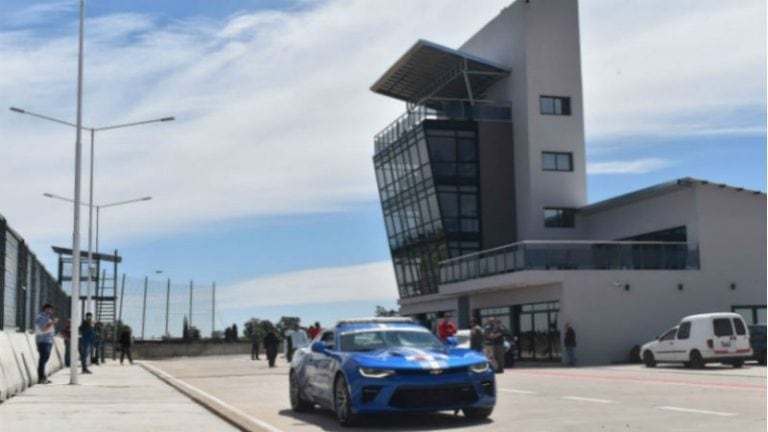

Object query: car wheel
[334,374,358,427]
[689,350,705,369]
[731,359,744,368]
[289,371,314,412]
[759,351,767,366]
[463,407,493,420]
[643,351,656,368]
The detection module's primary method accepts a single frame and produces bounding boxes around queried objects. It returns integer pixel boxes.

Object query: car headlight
[359,368,395,379]
[469,361,490,373]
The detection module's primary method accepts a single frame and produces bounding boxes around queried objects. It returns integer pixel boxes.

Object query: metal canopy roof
[52,246,123,263]
[371,39,509,104]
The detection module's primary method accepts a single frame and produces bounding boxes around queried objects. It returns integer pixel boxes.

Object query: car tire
[289,371,314,412]
[643,351,656,368]
[463,407,494,420]
[689,350,705,369]
[334,374,358,427]
[759,351,767,366]
[731,359,744,368]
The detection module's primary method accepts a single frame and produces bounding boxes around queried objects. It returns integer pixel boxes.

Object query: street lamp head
[43,192,54,198]
[141,196,152,201]
[160,117,175,122]
[9,107,25,113]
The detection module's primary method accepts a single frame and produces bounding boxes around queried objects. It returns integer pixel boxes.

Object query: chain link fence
[1,215,70,331]
[117,275,216,340]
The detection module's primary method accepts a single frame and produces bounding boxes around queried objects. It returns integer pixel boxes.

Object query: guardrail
[374,101,511,155]
[439,241,700,284]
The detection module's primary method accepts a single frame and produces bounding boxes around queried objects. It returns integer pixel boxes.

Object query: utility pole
[211,282,216,337]
[188,280,193,330]
[141,276,148,340]
[165,278,170,338]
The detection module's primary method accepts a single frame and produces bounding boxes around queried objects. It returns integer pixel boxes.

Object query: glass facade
[374,120,480,298]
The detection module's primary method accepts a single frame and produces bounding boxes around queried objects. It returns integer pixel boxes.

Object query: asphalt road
[146,355,766,432]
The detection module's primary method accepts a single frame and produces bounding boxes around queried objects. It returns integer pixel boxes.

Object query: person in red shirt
[308,322,322,340]
[437,312,457,342]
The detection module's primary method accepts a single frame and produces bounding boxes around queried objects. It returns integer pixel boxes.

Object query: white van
[640,313,752,368]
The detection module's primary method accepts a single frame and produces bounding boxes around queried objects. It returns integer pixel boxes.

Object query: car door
[712,317,735,357]
[731,316,751,356]
[672,321,692,362]
[654,327,678,362]
[309,330,338,405]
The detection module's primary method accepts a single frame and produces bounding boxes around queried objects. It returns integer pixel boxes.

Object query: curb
[140,361,283,432]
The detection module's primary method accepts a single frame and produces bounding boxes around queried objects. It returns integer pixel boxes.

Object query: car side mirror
[311,341,327,353]
[445,336,458,347]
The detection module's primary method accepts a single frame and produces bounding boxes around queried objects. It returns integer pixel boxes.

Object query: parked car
[641,313,752,369]
[748,324,766,365]
[289,318,496,426]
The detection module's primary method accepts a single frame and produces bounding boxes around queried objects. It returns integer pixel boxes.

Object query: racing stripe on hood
[397,347,449,369]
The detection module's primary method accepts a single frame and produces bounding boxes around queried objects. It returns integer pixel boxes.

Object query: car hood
[640,340,657,351]
[351,346,486,370]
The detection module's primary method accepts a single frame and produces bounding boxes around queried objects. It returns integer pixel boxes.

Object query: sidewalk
[0,360,237,432]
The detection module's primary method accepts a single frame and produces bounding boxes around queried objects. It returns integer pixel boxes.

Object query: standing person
[62,319,72,367]
[308,322,321,340]
[251,330,261,360]
[288,326,308,362]
[119,326,134,365]
[34,304,59,384]
[79,312,96,374]
[437,312,457,342]
[92,321,104,365]
[564,323,577,366]
[264,328,280,368]
[469,318,484,352]
[483,317,505,374]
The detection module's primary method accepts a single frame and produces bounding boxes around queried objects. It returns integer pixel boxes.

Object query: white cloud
[581,0,766,141]
[587,158,673,175]
[0,0,764,254]
[216,261,397,309]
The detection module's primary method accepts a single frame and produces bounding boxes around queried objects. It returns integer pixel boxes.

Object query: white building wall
[460,0,587,242]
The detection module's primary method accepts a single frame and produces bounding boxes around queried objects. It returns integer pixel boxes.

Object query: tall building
[371,0,766,364]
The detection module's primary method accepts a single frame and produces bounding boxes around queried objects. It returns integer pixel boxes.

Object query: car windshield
[339,329,444,352]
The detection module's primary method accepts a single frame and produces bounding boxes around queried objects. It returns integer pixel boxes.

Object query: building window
[542,152,573,171]
[540,96,571,116]
[544,208,575,228]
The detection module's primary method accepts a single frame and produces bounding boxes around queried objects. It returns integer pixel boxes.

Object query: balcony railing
[439,241,700,284]
[374,101,511,155]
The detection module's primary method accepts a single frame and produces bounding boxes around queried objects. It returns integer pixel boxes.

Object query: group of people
[34,304,137,384]
[250,322,323,368]
[437,312,578,371]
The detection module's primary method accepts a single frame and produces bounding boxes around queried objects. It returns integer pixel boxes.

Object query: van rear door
[712,318,735,357]
[731,317,752,356]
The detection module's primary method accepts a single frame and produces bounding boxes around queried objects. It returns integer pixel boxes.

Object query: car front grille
[389,384,478,409]
[395,367,468,376]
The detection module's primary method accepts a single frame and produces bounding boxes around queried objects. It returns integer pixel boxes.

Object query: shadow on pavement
[278,408,492,431]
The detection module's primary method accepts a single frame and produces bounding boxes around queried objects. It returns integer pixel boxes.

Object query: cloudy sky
[0,0,765,334]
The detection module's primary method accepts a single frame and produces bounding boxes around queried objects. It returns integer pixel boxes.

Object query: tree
[276,316,301,336]
[244,318,262,338]
[375,305,399,317]
[232,323,239,341]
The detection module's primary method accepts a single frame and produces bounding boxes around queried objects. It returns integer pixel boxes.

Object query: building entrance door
[514,301,560,361]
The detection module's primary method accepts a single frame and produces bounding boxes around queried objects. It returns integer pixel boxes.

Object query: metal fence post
[141,276,148,340]
[211,282,216,337]
[165,278,170,338]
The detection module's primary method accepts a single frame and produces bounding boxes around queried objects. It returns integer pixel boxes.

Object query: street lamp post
[10,108,173,316]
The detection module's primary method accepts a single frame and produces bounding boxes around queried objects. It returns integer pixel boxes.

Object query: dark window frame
[713,318,734,337]
[544,207,576,228]
[542,151,574,172]
[540,95,572,116]
[677,322,691,340]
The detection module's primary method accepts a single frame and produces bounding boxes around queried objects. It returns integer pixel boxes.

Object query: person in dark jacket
[469,319,484,352]
[79,313,96,374]
[564,323,577,366]
[251,331,261,360]
[264,328,280,368]
[62,319,72,367]
[119,326,134,365]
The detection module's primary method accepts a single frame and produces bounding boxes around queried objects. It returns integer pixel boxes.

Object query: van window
[677,322,691,340]
[660,328,677,341]
[733,318,746,336]
[713,318,734,337]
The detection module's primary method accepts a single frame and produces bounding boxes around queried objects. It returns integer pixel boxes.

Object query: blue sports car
[289,318,496,426]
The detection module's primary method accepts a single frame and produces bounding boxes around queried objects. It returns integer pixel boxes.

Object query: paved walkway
[0,360,236,432]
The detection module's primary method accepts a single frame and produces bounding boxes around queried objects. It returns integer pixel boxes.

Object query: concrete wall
[460,0,587,242]
[0,331,64,402]
[132,341,258,359]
